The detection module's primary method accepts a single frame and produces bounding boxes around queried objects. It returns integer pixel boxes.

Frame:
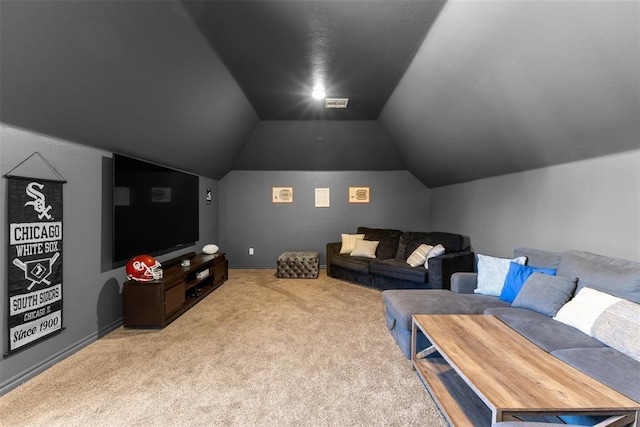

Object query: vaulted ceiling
[1,0,638,187]
[183,0,443,120]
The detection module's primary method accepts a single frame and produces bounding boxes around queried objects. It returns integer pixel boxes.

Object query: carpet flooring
[0,270,445,426]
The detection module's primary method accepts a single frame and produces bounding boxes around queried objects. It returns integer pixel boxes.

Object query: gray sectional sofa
[382,247,640,418]
[326,226,475,291]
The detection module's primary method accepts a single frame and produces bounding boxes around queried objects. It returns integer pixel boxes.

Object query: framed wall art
[348,186,370,203]
[272,186,294,203]
[315,188,330,208]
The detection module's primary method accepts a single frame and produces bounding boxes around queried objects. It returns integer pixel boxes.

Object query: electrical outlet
[249,248,254,255]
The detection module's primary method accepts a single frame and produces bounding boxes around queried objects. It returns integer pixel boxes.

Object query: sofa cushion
[450,272,478,294]
[339,233,364,254]
[357,227,402,260]
[512,273,577,317]
[475,255,527,297]
[371,259,427,283]
[485,307,606,352]
[513,247,562,270]
[551,347,640,403]
[558,250,640,303]
[329,253,372,274]
[383,289,510,331]
[396,231,463,261]
[499,262,557,303]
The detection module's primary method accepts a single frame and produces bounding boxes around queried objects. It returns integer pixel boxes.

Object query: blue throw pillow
[500,262,557,303]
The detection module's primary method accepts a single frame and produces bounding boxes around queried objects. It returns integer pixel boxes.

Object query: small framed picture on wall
[348,186,370,203]
[272,186,294,203]
[315,188,330,208]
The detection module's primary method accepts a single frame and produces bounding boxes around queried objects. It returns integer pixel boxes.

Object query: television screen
[113,154,199,265]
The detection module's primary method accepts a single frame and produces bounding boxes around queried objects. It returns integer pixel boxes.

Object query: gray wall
[0,124,219,394]
[218,170,430,268]
[429,149,640,261]
[233,121,406,171]
[0,0,259,181]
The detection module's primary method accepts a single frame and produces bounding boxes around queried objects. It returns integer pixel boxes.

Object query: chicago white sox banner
[7,177,64,354]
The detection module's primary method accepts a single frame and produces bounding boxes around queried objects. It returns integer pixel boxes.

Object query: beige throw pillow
[340,234,365,254]
[406,244,433,267]
[350,240,379,258]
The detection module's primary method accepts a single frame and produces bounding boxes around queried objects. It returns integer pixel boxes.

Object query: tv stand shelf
[123,252,228,328]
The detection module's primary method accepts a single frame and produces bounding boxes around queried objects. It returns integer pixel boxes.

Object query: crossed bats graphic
[13,252,60,291]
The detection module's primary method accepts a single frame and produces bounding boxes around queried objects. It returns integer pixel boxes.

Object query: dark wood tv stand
[122,252,228,328]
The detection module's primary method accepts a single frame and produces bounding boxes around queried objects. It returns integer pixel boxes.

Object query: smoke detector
[325,98,349,109]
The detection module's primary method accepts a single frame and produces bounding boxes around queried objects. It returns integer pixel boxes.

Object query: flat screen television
[113,154,199,266]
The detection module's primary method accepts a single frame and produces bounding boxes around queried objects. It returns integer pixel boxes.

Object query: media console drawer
[164,282,185,315]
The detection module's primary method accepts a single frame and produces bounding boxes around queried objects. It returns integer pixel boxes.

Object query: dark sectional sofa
[382,247,640,424]
[326,226,475,290]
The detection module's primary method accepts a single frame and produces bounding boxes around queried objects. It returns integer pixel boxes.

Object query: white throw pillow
[340,234,365,254]
[349,239,379,258]
[425,244,446,265]
[406,244,433,267]
[474,254,527,296]
[554,287,622,336]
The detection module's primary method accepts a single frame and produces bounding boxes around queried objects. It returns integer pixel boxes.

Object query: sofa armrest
[427,251,475,290]
[326,242,341,276]
[450,272,478,294]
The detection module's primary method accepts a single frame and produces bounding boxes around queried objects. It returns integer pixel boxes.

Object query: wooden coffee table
[411,314,640,426]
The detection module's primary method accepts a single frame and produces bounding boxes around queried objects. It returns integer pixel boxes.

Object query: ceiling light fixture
[311,83,326,100]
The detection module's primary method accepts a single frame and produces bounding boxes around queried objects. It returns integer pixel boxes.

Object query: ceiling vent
[325,98,349,109]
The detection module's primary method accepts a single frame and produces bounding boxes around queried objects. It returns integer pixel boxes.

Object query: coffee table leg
[411,318,417,370]
[412,317,438,362]
[493,409,500,424]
